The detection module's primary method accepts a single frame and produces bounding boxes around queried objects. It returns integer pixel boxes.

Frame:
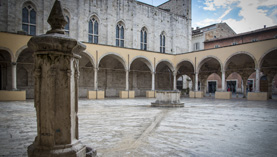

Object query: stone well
[151,90,184,107]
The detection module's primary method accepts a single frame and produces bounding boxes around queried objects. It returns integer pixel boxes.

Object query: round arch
[0,47,14,62]
[224,51,258,71]
[98,52,127,70]
[197,55,223,73]
[130,56,153,72]
[15,45,28,62]
[155,59,175,72]
[258,47,277,69]
[175,59,195,73]
[81,51,96,68]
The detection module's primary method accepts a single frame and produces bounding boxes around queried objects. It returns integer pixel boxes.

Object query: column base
[146,91,156,98]
[87,90,105,99]
[247,92,268,101]
[0,90,26,101]
[27,141,96,157]
[119,91,135,98]
[215,91,232,99]
[189,91,203,98]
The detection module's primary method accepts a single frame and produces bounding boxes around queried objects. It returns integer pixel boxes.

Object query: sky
[137,0,277,34]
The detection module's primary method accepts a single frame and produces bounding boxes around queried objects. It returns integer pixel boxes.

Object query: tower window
[65,16,70,36]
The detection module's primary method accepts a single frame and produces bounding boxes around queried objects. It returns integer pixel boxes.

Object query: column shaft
[151,72,155,91]
[173,72,177,90]
[222,71,225,91]
[255,69,260,92]
[195,73,198,91]
[126,70,129,91]
[11,62,17,90]
[94,68,98,90]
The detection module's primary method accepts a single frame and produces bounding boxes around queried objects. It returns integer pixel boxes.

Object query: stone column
[173,71,177,90]
[222,71,225,91]
[27,1,95,156]
[242,78,247,98]
[125,70,129,91]
[11,62,17,90]
[195,73,198,91]
[255,68,260,92]
[94,68,98,90]
[151,72,155,91]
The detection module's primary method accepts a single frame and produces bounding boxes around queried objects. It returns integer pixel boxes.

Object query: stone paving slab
[0,98,277,156]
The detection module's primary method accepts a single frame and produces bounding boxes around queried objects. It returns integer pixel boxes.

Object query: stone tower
[158,0,191,20]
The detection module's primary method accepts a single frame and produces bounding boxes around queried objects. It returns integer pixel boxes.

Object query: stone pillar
[222,71,225,91]
[94,68,98,90]
[151,72,155,91]
[11,62,17,90]
[27,1,95,156]
[125,70,129,91]
[195,73,198,91]
[255,68,260,92]
[173,71,177,90]
[242,78,247,98]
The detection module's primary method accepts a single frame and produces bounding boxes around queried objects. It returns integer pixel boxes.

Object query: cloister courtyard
[0,97,276,157]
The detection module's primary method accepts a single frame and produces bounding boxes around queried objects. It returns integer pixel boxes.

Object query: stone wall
[0,0,191,54]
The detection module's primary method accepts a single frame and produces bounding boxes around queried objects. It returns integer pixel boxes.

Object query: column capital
[11,62,17,66]
[125,69,130,73]
[151,71,156,75]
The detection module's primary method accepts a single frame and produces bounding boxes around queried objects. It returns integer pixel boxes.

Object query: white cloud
[198,0,277,33]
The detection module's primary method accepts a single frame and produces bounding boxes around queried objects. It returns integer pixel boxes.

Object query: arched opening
[0,50,12,90]
[226,72,243,98]
[177,75,193,97]
[225,53,255,98]
[260,49,277,99]
[98,54,126,97]
[155,61,174,90]
[79,52,95,98]
[176,60,194,95]
[17,48,34,98]
[198,57,221,96]
[206,73,221,96]
[130,58,152,97]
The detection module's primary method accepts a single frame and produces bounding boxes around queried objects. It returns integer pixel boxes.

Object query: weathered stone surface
[151,91,184,107]
[27,1,94,156]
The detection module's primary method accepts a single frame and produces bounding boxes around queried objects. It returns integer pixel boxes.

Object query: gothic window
[65,16,70,36]
[140,27,147,50]
[88,17,99,44]
[116,23,124,47]
[22,4,36,35]
[160,32,165,53]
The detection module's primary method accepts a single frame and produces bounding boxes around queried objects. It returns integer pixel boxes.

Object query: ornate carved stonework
[27,0,96,157]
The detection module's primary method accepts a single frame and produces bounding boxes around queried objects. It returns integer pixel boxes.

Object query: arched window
[116,23,124,47]
[65,16,70,36]
[160,32,165,53]
[88,17,99,44]
[22,4,36,35]
[140,27,147,50]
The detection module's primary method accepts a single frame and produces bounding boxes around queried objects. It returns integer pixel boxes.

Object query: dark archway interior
[79,53,94,98]
[98,55,125,97]
[156,62,173,90]
[17,49,34,98]
[0,50,11,90]
[130,59,151,97]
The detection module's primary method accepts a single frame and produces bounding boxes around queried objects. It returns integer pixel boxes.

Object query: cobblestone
[0,98,277,156]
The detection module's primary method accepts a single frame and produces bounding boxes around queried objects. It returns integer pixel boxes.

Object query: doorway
[227,81,236,93]
[208,81,217,93]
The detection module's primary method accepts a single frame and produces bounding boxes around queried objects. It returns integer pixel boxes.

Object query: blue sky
[137,0,277,33]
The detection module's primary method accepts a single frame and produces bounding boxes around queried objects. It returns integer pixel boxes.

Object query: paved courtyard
[0,98,277,157]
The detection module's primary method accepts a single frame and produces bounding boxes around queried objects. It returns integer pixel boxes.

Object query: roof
[205,25,277,42]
